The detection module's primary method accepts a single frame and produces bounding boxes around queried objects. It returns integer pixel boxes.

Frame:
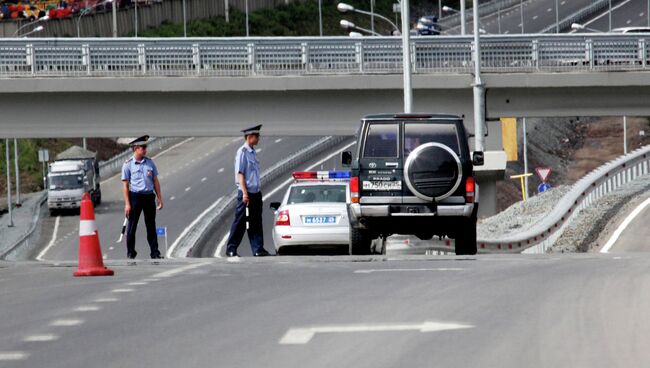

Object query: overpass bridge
[1,34,650,138]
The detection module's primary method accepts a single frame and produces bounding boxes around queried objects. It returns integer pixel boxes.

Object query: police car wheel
[349,228,372,255]
[455,218,477,256]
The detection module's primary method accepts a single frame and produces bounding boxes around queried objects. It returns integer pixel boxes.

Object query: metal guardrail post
[586,39,594,70]
[639,39,647,68]
[247,43,256,76]
[192,43,201,76]
[82,44,90,76]
[138,44,146,75]
[532,40,539,71]
[25,44,34,76]
[355,42,364,73]
[411,42,417,74]
[301,42,309,72]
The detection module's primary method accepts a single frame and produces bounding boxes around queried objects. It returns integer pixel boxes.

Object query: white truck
[47,146,101,215]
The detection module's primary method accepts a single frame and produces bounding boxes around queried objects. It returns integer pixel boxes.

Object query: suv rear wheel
[350,228,372,255]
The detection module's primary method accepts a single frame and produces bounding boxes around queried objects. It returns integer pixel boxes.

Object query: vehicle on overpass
[611,27,650,33]
[342,114,479,255]
[270,171,350,255]
[47,145,101,215]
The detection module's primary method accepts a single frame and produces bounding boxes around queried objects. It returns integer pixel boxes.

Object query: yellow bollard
[510,173,533,201]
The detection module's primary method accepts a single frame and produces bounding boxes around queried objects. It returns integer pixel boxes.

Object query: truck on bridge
[47,146,101,215]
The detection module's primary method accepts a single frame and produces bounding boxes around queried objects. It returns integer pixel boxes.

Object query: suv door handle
[385,162,399,167]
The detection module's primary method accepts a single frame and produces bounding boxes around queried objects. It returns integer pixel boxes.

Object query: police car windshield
[288,185,347,204]
[49,174,84,190]
[404,122,460,157]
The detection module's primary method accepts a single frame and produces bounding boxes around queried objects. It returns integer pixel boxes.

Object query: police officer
[226,125,271,257]
[121,135,164,259]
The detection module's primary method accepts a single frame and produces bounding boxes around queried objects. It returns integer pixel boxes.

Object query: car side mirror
[341,151,352,166]
[269,202,281,211]
[472,151,485,166]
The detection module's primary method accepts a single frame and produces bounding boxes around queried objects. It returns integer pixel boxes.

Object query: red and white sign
[535,167,552,182]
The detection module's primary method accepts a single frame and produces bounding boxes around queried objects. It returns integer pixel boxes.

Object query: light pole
[77,0,113,37]
[14,139,19,206]
[442,5,467,35]
[20,25,44,37]
[13,14,49,37]
[340,19,381,36]
[245,0,249,37]
[400,0,412,112]
[520,0,524,33]
[497,0,501,34]
[183,0,187,37]
[338,3,400,34]
[473,0,485,154]
[135,0,138,36]
[460,0,466,36]
[5,139,13,227]
[112,0,117,37]
[608,0,612,32]
[523,118,529,197]
[555,0,559,33]
[319,0,323,36]
[624,116,628,154]
[370,0,375,35]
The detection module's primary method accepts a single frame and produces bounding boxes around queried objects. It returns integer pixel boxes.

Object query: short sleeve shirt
[121,156,158,193]
[234,144,260,193]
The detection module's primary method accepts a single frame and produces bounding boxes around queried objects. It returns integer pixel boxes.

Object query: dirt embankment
[498,116,650,211]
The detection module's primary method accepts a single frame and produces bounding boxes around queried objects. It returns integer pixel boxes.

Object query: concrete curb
[170,136,348,258]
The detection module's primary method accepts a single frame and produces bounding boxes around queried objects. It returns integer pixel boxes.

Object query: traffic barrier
[73,192,114,277]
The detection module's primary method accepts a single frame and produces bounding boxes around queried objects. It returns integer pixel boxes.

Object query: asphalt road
[32,136,322,262]
[574,0,650,31]
[443,0,599,34]
[196,139,355,258]
[606,199,650,252]
[3,253,650,367]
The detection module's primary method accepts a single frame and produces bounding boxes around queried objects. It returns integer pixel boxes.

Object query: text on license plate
[363,181,402,191]
[303,216,337,224]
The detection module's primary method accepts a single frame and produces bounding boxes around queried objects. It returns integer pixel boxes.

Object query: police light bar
[292,171,351,180]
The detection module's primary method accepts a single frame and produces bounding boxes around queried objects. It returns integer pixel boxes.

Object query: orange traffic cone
[74,193,114,277]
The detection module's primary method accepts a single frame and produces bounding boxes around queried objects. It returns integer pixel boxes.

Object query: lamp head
[571,23,585,30]
[340,19,355,29]
[337,3,354,13]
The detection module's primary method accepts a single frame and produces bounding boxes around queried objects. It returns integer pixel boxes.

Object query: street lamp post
[5,139,13,227]
[13,14,49,37]
[571,23,602,33]
[112,0,117,37]
[340,20,381,36]
[14,138,19,206]
[183,0,187,37]
[460,0,466,35]
[555,0,559,33]
[20,25,44,37]
[473,0,485,154]
[370,0,375,35]
[520,0,524,33]
[135,0,138,37]
[245,0,249,37]
[338,3,400,34]
[319,0,323,36]
[401,0,412,112]
[77,0,113,37]
[609,0,612,31]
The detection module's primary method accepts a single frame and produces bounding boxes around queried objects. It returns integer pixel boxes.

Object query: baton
[116,217,128,243]
[245,206,250,230]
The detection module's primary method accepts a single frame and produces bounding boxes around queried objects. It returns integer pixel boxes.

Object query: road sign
[538,182,551,193]
[38,148,49,162]
[535,167,552,182]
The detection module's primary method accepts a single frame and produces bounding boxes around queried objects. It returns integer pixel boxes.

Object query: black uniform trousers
[126,191,161,258]
[226,191,264,255]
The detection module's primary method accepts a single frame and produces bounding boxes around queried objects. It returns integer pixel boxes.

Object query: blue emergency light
[292,171,351,180]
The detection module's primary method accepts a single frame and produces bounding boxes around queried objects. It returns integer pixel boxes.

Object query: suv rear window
[288,185,347,204]
[362,123,399,158]
[404,122,460,157]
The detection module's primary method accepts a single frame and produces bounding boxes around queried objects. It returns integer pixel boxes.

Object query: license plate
[363,181,402,191]
[303,216,337,224]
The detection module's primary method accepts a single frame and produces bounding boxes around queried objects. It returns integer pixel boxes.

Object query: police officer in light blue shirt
[225,124,271,257]
[121,135,164,260]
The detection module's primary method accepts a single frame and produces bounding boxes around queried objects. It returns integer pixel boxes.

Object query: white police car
[270,171,350,255]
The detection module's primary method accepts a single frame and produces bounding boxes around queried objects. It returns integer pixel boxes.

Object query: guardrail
[1,34,650,78]
[540,0,609,33]
[477,145,650,254]
[98,137,181,179]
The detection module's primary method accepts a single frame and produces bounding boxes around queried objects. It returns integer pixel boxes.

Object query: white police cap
[129,135,152,146]
[241,124,262,136]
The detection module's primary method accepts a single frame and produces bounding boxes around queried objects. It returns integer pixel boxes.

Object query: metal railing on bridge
[1,34,649,78]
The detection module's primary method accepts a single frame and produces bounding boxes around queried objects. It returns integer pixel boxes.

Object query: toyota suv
[341,114,482,255]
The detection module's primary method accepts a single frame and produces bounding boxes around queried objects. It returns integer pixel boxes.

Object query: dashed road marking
[547,7,551,12]
[95,298,119,303]
[218,168,224,173]
[141,278,161,282]
[641,12,645,17]
[256,148,262,153]
[112,288,135,293]
[532,15,538,19]
[354,268,464,274]
[50,319,84,327]
[0,352,29,361]
[275,138,283,143]
[170,196,176,201]
[127,282,148,286]
[74,305,101,312]
[231,137,240,143]
[561,1,565,5]
[152,262,211,278]
[201,177,207,182]
[185,187,191,192]
[23,334,59,342]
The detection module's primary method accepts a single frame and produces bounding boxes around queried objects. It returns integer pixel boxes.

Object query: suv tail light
[465,176,475,203]
[350,176,359,203]
[275,210,290,226]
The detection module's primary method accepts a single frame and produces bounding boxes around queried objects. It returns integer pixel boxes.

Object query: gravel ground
[478,185,570,240]
[551,174,650,253]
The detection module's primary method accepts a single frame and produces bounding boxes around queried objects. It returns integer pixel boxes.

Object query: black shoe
[127,252,137,259]
[151,254,164,259]
[254,249,271,257]
[226,251,239,257]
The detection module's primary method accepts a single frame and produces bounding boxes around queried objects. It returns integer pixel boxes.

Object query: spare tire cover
[404,142,463,201]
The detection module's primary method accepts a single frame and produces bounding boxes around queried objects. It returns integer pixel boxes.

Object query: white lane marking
[167,196,224,258]
[109,246,115,250]
[0,352,29,360]
[152,137,195,160]
[218,168,225,173]
[141,278,161,282]
[354,268,464,274]
[232,137,241,142]
[23,334,59,342]
[214,140,357,257]
[641,12,645,17]
[547,8,551,12]
[532,15,538,20]
[275,138,283,143]
[561,0,565,4]
[152,262,211,278]
[279,321,474,345]
[37,216,60,261]
[74,305,101,312]
[127,282,148,286]
[170,196,176,201]
[50,319,83,327]
[574,0,634,31]
[112,288,135,293]
[627,19,632,24]
[601,196,650,253]
[185,187,191,192]
[256,148,262,153]
[94,298,119,303]
[191,159,196,163]
[201,177,207,182]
